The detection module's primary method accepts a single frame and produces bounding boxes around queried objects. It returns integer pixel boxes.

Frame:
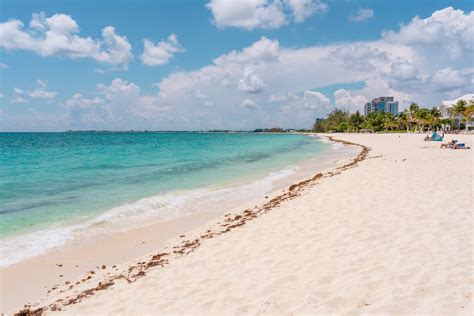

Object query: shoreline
[5,134,473,315]
[1,136,359,313]
[0,133,353,269]
[18,136,367,314]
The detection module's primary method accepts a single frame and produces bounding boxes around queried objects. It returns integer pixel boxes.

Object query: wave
[92,166,297,224]
[0,166,298,268]
[1,142,311,212]
[0,226,73,267]
[307,134,344,150]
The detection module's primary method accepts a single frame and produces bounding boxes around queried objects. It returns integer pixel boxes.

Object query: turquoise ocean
[0,132,348,266]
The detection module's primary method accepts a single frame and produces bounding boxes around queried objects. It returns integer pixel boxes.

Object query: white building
[438,94,474,131]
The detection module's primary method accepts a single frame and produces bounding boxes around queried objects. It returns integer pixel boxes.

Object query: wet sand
[0,135,358,313]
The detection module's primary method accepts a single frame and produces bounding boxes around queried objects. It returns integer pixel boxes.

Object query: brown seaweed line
[16,136,370,316]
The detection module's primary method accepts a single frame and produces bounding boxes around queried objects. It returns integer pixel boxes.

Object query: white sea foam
[0,226,73,267]
[0,135,354,268]
[0,166,298,268]
[308,134,344,150]
[88,166,298,228]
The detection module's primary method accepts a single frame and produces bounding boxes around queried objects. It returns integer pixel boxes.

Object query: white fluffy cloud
[239,98,260,109]
[214,36,280,65]
[194,90,215,107]
[149,11,471,129]
[141,33,184,66]
[330,44,389,71]
[66,93,103,108]
[432,67,467,91]
[11,88,27,104]
[5,7,472,131]
[0,12,133,67]
[65,78,169,129]
[299,90,330,110]
[207,0,328,30]
[349,8,374,22]
[98,78,140,100]
[9,80,58,104]
[268,92,302,103]
[388,62,471,96]
[387,61,425,93]
[288,0,328,22]
[278,90,332,124]
[334,89,368,111]
[383,7,473,60]
[95,26,133,67]
[238,67,265,93]
[65,93,107,128]
[390,61,419,81]
[28,80,58,102]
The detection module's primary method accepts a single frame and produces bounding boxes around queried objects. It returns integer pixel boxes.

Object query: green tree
[440,118,453,131]
[407,103,419,131]
[313,119,326,132]
[462,103,474,132]
[414,108,430,132]
[383,114,398,131]
[335,122,349,132]
[314,108,350,132]
[452,99,467,130]
[311,101,452,134]
[425,114,436,131]
[426,107,441,131]
[348,111,364,131]
[430,107,441,119]
[363,112,387,132]
[397,112,410,131]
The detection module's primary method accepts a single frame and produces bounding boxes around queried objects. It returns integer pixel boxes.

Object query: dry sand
[6,134,474,315]
[0,209,225,312]
[0,137,357,313]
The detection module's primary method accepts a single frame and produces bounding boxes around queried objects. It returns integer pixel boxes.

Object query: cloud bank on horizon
[0,1,473,131]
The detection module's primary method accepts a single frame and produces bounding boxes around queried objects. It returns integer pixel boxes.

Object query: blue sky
[1,0,473,131]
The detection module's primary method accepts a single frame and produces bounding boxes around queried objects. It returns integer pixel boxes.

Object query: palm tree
[452,99,467,130]
[425,113,436,132]
[414,108,430,132]
[383,115,398,131]
[397,112,410,131]
[430,107,441,119]
[407,103,419,131]
[429,107,441,131]
[440,118,453,132]
[348,111,364,131]
[462,103,474,132]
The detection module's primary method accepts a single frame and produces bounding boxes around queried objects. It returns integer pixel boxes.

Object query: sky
[0,0,473,131]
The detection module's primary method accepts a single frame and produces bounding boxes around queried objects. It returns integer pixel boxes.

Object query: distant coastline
[0,128,312,134]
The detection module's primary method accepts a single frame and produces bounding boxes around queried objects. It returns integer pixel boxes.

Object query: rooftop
[441,94,474,106]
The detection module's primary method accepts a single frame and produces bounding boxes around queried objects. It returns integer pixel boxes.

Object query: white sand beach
[7,134,474,315]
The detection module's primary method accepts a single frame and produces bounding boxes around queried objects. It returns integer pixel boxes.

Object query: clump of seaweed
[17,136,369,314]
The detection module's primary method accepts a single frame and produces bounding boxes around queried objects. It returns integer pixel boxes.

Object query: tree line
[313,99,474,133]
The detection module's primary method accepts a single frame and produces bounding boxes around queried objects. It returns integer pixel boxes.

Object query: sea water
[0,132,346,266]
